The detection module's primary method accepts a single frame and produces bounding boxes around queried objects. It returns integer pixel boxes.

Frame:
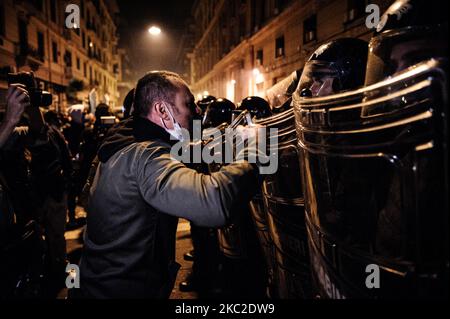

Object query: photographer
[1,74,71,297]
[0,84,30,241]
[0,84,41,297]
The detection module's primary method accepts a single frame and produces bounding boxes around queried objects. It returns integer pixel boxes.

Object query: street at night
[0,0,448,316]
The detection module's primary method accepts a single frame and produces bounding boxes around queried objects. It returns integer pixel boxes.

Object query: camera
[7,71,52,108]
[100,116,116,126]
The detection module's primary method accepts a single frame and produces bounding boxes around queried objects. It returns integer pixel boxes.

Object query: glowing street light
[148,26,162,36]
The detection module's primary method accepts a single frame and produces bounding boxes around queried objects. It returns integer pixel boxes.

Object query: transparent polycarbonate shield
[266,70,300,108]
[293,59,448,298]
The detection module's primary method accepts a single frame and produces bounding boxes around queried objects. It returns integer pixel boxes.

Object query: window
[256,49,263,66]
[82,31,86,48]
[80,0,85,18]
[64,50,72,67]
[37,31,45,60]
[303,14,317,44]
[18,19,28,54]
[261,0,268,23]
[275,35,284,58]
[347,0,366,22]
[33,0,44,12]
[0,4,5,37]
[84,62,87,77]
[76,57,80,70]
[52,41,58,62]
[274,0,288,14]
[88,37,93,56]
[50,0,57,22]
[87,10,91,28]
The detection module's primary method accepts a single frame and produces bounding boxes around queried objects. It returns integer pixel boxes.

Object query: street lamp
[148,26,162,36]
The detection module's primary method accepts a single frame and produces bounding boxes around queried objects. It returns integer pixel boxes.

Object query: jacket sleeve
[136,143,259,227]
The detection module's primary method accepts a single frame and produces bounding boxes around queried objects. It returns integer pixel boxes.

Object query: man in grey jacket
[78,71,260,298]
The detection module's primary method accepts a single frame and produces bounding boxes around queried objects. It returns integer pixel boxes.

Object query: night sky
[117,0,195,81]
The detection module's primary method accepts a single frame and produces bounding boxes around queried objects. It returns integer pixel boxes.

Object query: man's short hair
[133,71,187,117]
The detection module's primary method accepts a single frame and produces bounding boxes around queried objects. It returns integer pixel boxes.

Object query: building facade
[116,46,133,107]
[0,0,121,112]
[185,0,391,104]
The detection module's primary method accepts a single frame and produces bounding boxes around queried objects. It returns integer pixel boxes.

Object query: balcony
[15,44,44,70]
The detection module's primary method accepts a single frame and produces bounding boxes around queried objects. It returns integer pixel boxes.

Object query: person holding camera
[0,84,31,241]
[1,75,72,297]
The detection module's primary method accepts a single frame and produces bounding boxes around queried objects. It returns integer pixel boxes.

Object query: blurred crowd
[0,86,127,298]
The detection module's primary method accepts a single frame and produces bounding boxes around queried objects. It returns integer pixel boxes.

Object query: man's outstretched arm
[136,143,260,227]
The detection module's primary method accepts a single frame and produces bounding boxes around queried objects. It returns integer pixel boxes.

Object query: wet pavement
[170,220,197,299]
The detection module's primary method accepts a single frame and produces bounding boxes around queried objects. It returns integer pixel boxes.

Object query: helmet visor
[365,26,448,85]
[298,61,341,97]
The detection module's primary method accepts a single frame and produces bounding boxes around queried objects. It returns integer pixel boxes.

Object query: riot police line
[184,0,448,299]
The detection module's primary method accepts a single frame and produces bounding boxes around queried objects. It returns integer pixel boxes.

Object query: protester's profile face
[173,85,199,132]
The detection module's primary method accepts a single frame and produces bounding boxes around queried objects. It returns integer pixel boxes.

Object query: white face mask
[160,103,185,142]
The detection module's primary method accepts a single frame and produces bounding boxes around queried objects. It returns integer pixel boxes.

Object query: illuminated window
[275,35,284,58]
[256,49,263,66]
[303,14,317,44]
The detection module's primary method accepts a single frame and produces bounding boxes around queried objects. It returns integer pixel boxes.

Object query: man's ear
[153,101,169,121]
